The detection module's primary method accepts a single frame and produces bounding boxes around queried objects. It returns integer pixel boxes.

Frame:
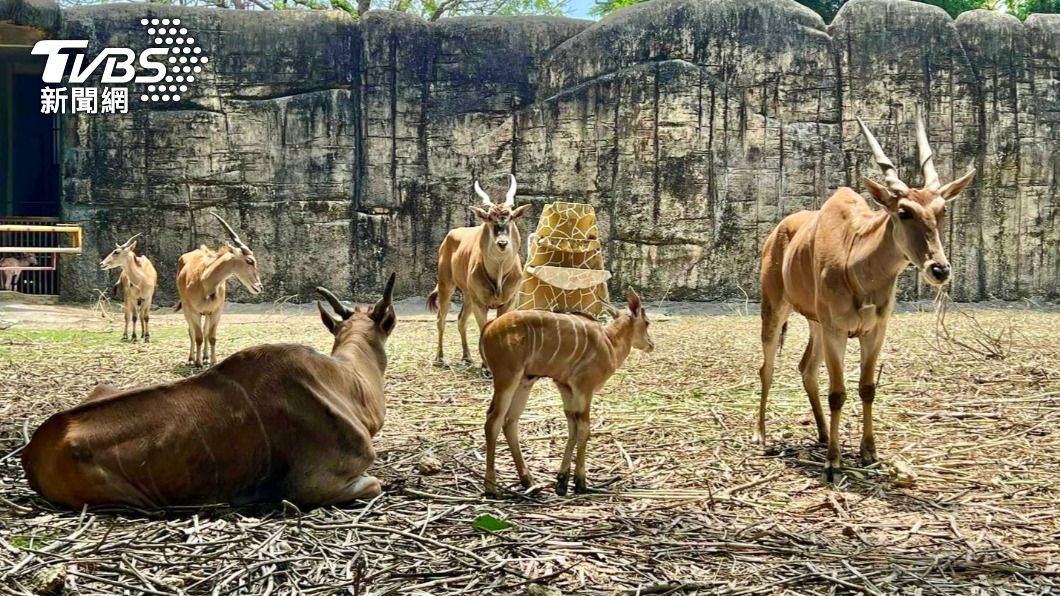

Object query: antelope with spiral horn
[100,233,157,342]
[22,275,397,509]
[175,212,264,367]
[427,175,531,365]
[754,107,976,481]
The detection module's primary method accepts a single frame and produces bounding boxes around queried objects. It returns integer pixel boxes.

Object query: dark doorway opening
[11,73,60,216]
[1,48,59,218]
[1,44,61,296]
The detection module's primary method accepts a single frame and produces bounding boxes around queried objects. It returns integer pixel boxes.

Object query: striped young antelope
[21,275,397,508]
[427,175,531,365]
[480,288,654,496]
[175,213,264,367]
[754,108,976,481]
[99,234,157,342]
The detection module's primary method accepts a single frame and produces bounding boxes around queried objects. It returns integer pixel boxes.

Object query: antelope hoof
[484,479,502,498]
[823,465,840,484]
[573,476,588,495]
[121,334,128,342]
[860,443,878,466]
[143,335,151,343]
[751,428,765,446]
[555,473,570,496]
[519,474,535,489]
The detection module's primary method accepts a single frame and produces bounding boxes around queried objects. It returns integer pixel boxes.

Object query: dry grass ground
[0,300,1057,594]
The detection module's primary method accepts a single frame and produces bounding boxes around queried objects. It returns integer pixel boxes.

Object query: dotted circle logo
[138,18,208,103]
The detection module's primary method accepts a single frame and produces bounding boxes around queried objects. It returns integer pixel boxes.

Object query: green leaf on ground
[472,513,512,533]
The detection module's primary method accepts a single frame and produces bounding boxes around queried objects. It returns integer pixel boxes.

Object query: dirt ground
[0,299,1057,594]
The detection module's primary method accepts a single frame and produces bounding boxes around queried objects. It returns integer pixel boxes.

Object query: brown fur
[429,181,531,364]
[176,240,263,367]
[0,254,37,291]
[100,238,157,342]
[22,280,396,509]
[754,114,975,481]
[480,288,654,496]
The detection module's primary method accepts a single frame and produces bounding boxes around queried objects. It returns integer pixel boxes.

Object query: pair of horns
[316,272,396,321]
[473,175,517,208]
[116,233,141,249]
[210,212,250,253]
[856,105,940,196]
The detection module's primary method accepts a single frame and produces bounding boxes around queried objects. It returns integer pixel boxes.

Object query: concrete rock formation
[3,0,1055,302]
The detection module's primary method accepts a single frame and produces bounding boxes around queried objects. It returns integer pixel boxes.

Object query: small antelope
[21,275,397,509]
[755,108,976,481]
[0,254,37,291]
[481,288,654,496]
[427,175,531,364]
[175,213,264,367]
[99,234,157,342]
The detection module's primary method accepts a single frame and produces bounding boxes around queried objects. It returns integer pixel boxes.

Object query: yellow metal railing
[0,224,83,254]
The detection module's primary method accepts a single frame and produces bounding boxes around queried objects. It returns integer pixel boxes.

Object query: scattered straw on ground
[0,301,1057,594]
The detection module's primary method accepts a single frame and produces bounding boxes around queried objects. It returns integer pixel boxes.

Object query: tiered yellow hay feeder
[517,202,611,316]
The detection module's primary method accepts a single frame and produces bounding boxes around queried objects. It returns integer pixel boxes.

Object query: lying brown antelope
[481,288,654,496]
[99,234,157,342]
[754,108,976,481]
[0,253,37,291]
[175,212,263,367]
[22,275,397,509]
[428,175,531,365]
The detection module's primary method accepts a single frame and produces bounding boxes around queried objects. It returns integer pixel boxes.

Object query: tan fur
[0,254,37,291]
[755,113,976,481]
[22,279,396,509]
[176,220,263,367]
[429,178,531,364]
[100,238,157,342]
[480,288,654,496]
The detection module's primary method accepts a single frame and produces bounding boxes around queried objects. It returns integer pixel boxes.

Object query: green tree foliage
[591,0,1059,21]
[60,0,567,20]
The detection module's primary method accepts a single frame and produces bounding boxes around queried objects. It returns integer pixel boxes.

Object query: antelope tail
[426,288,439,313]
[778,321,788,357]
[173,301,183,312]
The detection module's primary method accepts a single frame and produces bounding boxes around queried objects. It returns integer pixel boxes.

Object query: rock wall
[46,0,1060,302]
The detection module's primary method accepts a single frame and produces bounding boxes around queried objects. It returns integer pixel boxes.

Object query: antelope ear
[510,204,531,220]
[626,286,642,316]
[862,177,899,212]
[470,206,491,222]
[939,168,976,202]
[128,240,137,251]
[378,305,397,336]
[317,301,340,335]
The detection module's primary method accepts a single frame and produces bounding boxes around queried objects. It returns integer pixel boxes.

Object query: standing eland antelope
[21,275,397,509]
[175,212,264,367]
[100,234,157,342]
[427,175,531,365]
[754,108,976,481]
[480,288,654,496]
[0,253,37,291]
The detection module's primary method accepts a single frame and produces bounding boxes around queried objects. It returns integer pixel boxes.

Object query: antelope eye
[897,208,912,220]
